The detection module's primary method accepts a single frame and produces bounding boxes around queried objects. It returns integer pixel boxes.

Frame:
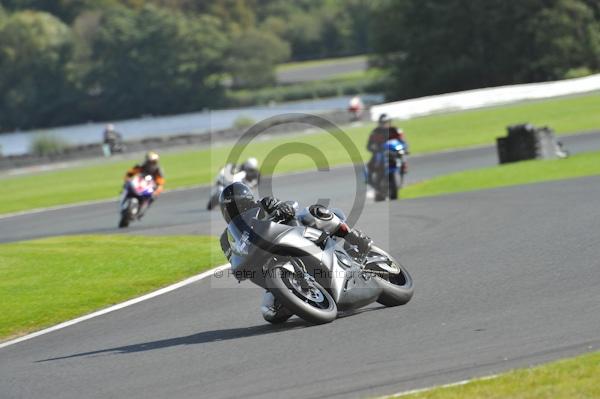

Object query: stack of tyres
[496,123,567,164]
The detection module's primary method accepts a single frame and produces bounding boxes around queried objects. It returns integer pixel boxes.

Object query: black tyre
[207,193,219,210]
[373,172,387,201]
[365,245,414,307]
[388,174,399,200]
[118,210,129,228]
[265,265,337,325]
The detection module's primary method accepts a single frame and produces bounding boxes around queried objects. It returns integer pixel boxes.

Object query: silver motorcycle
[226,203,414,324]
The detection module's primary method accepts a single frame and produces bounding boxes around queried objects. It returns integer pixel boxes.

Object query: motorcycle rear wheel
[265,265,337,325]
[365,245,414,307]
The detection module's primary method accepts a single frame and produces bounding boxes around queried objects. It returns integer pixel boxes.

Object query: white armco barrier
[370,73,600,121]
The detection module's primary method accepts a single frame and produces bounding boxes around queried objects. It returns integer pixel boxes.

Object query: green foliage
[29,134,69,156]
[0,1,374,132]
[564,67,593,79]
[5,0,599,132]
[233,115,256,129]
[86,5,230,119]
[0,10,77,130]
[372,0,600,100]
[227,29,290,88]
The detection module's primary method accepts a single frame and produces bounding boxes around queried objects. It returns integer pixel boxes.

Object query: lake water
[0,95,382,156]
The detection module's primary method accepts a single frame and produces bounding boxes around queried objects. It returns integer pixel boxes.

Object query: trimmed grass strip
[402,150,600,200]
[0,234,223,340]
[390,351,600,399]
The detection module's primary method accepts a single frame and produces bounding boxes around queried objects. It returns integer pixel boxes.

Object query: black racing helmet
[219,182,256,223]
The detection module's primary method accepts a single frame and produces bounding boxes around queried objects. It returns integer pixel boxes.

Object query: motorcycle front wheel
[118,198,131,228]
[118,197,137,228]
[265,264,337,325]
[364,245,414,307]
[207,193,219,210]
[118,210,129,228]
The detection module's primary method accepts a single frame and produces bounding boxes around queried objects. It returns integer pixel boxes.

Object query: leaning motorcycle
[207,164,258,210]
[371,139,406,202]
[118,174,155,228]
[226,203,414,324]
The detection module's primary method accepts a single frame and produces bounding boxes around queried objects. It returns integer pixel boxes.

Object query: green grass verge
[227,68,384,106]
[276,55,367,73]
[0,235,223,340]
[402,150,600,199]
[391,351,600,399]
[1,92,599,215]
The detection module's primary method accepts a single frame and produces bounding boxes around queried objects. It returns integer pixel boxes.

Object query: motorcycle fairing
[227,208,382,310]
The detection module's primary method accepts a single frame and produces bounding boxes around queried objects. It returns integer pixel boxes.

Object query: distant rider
[238,157,260,186]
[218,182,373,322]
[366,113,409,184]
[103,124,124,155]
[348,95,364,121]
[124,151,165,218]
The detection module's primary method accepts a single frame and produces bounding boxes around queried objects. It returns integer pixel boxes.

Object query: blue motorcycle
[370,139,407,201]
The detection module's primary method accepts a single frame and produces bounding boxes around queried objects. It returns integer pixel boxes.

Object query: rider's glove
[343,228,372,258]
[260,197,295,221]
[272,202,295,221]
[259,197,281,213]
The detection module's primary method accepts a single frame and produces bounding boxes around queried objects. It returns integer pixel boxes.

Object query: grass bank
[0,235,222,340]
[276,55,367,73]
[227,68,384,106]
[390,351,600,399]
[1,92,599,215]
[402,150,600,200]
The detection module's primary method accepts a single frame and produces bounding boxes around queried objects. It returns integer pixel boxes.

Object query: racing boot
[344,228,373,260]
[260,291,293,324]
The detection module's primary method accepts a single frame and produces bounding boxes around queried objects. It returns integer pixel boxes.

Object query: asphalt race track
[2,130,600,244]
[1,132,600,399]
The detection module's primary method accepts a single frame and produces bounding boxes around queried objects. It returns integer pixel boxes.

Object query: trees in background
[372,0,600,100]
[86,5,230,119]
[0,0,372,131]
[1,0,599,130]
[227,29,290,88]
[0,10,77,130]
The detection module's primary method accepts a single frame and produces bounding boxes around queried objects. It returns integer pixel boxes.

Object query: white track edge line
[0,263,231,350]
[388,375,499,397]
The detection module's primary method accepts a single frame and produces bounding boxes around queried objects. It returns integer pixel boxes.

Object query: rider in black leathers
[218,182,372,322]
[218,182,371,262]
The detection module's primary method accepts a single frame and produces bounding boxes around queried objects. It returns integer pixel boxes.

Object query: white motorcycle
[206,164,259,210]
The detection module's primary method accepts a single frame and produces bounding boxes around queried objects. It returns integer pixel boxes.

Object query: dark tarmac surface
[1,132,599,399]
